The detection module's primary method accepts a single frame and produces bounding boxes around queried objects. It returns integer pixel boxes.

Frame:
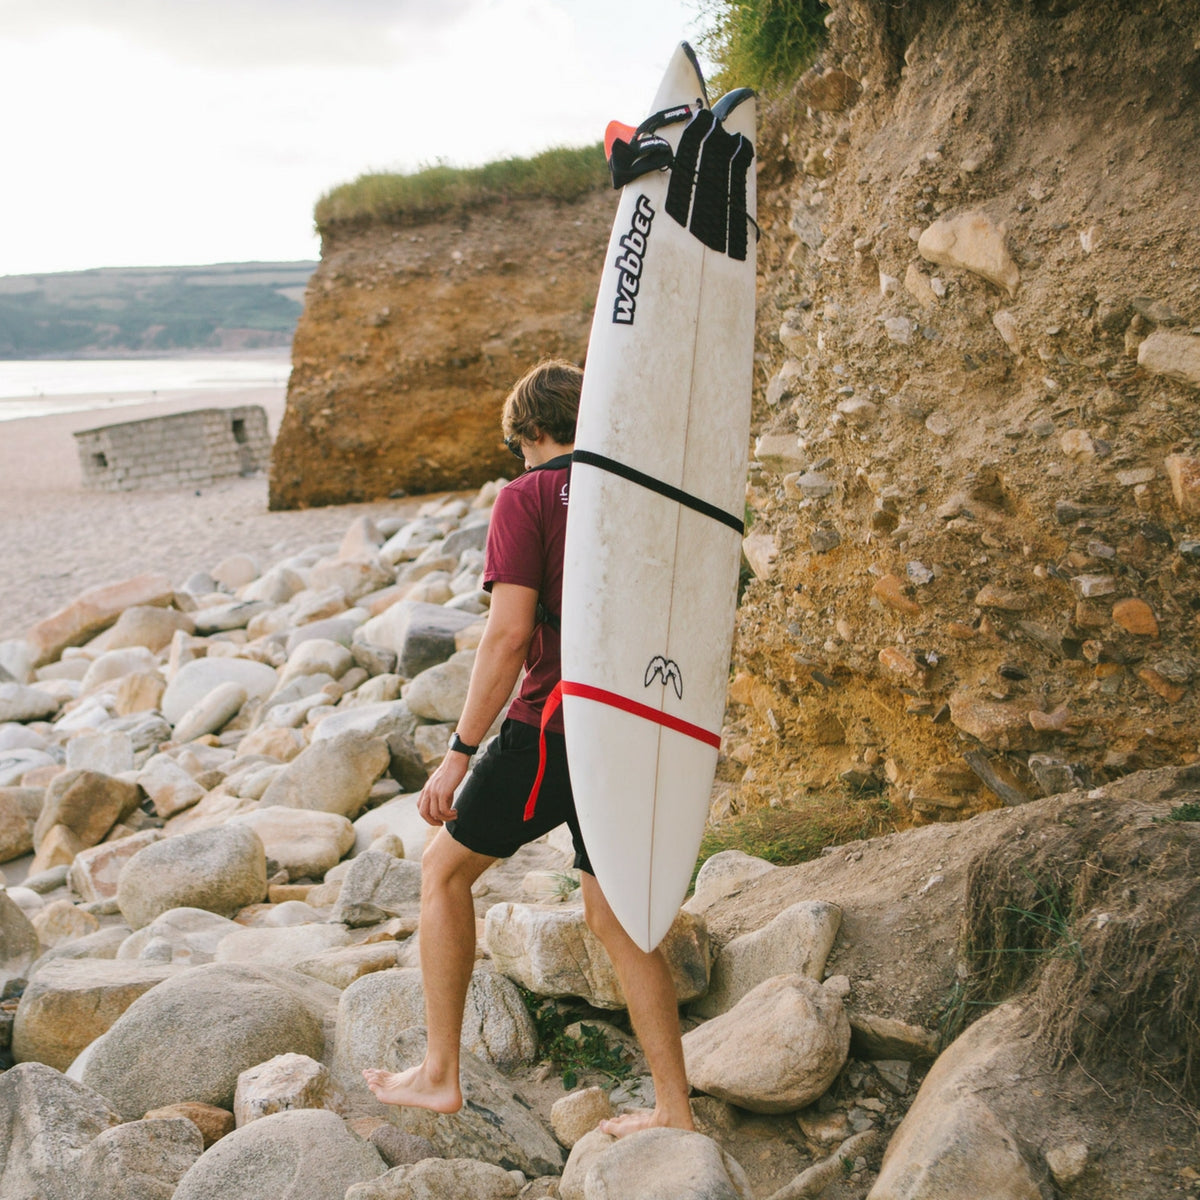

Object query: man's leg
[581,872,695,1136]
[363,828,496,1112]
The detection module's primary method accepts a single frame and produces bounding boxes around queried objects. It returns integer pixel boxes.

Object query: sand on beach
[0,386,457,643]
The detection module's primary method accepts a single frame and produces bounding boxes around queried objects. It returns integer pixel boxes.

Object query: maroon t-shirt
[483,455,570,734]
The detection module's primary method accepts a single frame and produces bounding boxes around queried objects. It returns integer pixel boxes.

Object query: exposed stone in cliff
[269,193,614,508]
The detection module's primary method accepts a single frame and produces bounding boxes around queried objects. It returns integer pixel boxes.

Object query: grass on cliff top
[697,0,830,91]
[315,142,608,234]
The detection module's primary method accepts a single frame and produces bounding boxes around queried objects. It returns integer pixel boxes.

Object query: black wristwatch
[448,732,479,757]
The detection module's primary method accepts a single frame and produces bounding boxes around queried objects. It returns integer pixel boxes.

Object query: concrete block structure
[74,406,271,491]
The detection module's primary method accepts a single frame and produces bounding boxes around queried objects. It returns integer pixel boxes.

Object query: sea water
[0,355,292,422]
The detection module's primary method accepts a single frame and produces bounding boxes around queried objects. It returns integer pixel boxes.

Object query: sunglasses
[505,436,525,461]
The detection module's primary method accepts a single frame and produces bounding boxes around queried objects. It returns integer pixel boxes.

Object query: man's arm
[416,582,538,825]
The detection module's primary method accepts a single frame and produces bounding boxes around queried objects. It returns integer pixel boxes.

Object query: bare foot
[362,1064,462,1113]
[597,1106,695,1138]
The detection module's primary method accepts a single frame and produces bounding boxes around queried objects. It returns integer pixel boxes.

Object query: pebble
[1111,598,1158,637]
[1164,454,1200,516]
[810,524,842,553]
[1071,575,1117,599]
[1137,667,1186,703]
[917,210,1020,296]
[974,584,1028,612]
[872,574,921,616]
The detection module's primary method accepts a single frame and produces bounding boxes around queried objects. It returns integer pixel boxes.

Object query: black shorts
[447,718,593,875]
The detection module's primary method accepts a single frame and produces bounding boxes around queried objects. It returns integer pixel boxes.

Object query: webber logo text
[611,194,655,325]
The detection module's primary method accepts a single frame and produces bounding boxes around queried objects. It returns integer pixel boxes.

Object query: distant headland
[0,261,318,359]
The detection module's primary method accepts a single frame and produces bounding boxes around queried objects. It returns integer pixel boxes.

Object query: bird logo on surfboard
[644,655,683,699]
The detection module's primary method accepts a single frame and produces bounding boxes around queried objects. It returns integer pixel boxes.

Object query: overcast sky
[0,0,714,277]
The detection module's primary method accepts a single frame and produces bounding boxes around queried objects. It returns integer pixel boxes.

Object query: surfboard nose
[650,40,709,113]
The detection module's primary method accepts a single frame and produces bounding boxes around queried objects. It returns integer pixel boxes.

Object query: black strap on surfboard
[607,103,696,189]
[571,448,744,536]
[664,106,756,261]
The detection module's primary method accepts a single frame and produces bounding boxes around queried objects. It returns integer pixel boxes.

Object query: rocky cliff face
[268,193,615,509]
[726,0,1200,827]
[273,0,1200,836]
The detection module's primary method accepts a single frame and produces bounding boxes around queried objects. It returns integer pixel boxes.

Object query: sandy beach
[0,385,441,643]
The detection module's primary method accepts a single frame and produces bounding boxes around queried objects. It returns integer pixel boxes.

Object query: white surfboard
[560,43,756,952]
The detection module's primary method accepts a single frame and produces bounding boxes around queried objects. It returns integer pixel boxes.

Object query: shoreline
[0,385,454,642]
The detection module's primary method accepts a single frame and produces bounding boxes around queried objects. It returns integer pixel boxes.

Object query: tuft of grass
[1165,801,1200,822]
[315,143,608,235]
[695,792,895,884]
[518,989,634,1091]
[696,0,830,91]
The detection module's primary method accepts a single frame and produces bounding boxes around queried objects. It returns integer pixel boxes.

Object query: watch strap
[449,733,478,757]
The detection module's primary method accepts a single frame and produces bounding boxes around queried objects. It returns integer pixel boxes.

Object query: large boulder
[94,604,195,653]
[28,924,130,975]
[683,850,776,917]
[485,903,710,1010]
[25,572,175,666]
[351,794,430,861]
[401,650,475,722]
[172,681,248,743]
[69,829,164,903]
[78,962,336,1119]
[561,1128,752,1200]
[161,658,278,726]
[137,754,207,818]
[331,968,537,1085]
[258,730,390,819]
[867,1003,1046,1200]
[682,975,850,1114]
[74,1117,204,1200]
[64,729,136,775]
[292,941,409,990]
[367,1027,564,1178]
[277,637,355,687]
[233,1052,348,1127]
[116,908,242,966]
[80,647,160,692]
[0,682,60,723]
[1,888,39,988]
[0,785,42,863]
[13,958,176,1071]
[0,747,56,787]
[30,897,100,948]
[330,850,423,927]
[228,806,354,881]
[356,601,480,677]
[346,1158,522,1200]
[214,922,357,968]
[311,700,428,793]
[691,900,842,1018]
[33,769,141,853]
[0,1062,121,1200]
[117,824,267,929]
[172,1109,386,1200]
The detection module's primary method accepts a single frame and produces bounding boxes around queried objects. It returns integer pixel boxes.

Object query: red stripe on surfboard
[562,681,722,748]
[523,679,721,822]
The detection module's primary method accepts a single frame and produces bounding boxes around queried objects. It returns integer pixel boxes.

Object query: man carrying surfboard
[363,359,695,1137]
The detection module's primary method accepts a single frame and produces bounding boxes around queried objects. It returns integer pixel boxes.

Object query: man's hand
[417,752,471,826]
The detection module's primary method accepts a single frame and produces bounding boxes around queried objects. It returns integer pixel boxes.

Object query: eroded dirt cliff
[269,192,614,508]
[726,0,1200,831]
